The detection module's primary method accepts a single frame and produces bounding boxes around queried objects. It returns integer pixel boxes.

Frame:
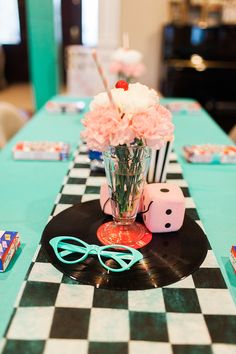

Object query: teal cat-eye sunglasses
[49,236,143,273]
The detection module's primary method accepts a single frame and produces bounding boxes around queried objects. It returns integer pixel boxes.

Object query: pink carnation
[81,83,174,151]
[122,63,145,78]
[110,114,135,146]
[110,62,122,74]
[81,106,118,151]
[110,61,145,78]
[81,106,134,151]
[131,104,174,149]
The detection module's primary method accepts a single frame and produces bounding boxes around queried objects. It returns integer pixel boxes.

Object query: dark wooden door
[61,0,82,81]
[61,0,82,46]
[3,0,29,83]
[2,0,83,84]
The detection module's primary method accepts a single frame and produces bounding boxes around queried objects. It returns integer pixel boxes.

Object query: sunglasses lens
[57,238,88,263]
[99,246,134,271]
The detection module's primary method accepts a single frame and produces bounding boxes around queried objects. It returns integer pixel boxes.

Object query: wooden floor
[0,83,35,114]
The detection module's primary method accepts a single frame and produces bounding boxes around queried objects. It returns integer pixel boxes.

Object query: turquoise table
[163,98,236,303]
[0,97,90,337]
[0,97,235,340]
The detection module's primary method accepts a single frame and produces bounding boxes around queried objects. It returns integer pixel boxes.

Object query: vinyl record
[41,200,208,290]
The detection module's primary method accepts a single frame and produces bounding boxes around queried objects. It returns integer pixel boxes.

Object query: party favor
[46,101,85,113]
[183,144,236,164]
[13,141,70,161]
[230,246,236,273]
[165,101,201,113]
[0,231,20,272]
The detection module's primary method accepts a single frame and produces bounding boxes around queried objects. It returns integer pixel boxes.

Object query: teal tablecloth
[0,97,90,337]
[0,97,235,338]
[162,98,236,297]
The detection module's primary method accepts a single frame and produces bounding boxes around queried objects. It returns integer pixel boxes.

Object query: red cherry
[115,80,129,91]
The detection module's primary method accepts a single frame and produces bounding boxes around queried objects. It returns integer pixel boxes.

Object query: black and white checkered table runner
[1,144,236,354]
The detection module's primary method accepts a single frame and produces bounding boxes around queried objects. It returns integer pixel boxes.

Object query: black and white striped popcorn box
[147,141,173,183]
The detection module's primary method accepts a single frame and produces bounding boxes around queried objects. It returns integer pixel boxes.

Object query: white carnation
[90,83,159,113]
[90,92,110,110]
[111,48,143,64]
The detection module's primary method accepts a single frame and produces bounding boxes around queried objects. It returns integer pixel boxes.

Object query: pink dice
[141,183,185,233]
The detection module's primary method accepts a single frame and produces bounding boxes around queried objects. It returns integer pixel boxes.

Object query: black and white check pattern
[2,144,236,354]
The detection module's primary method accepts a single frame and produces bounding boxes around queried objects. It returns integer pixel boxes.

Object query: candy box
[183,144,236,164]
[164,101,201,113]
[230,246,236,273]
[0,231,20,272]
[45,101,85,113]
[13,141,70,161]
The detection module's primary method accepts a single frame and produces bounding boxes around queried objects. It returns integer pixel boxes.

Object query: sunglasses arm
[58,241,87,258]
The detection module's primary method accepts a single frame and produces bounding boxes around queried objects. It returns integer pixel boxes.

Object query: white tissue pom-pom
[111,48,143,64]
[90,83,159,113]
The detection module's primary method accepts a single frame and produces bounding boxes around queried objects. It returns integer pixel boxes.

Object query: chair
[229,125,236,143]
[0,102,25,148]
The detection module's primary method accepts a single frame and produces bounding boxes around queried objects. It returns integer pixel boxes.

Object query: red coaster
[97,221,152,249]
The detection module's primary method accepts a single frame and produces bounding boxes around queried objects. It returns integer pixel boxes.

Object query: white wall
[99,0,120,48]
[71,1,169,95]
[120,0,169,90]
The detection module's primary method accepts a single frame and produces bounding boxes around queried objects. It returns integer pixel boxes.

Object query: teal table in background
[0,97,235,338]
[0,97,90,337]
[161,98,236,303]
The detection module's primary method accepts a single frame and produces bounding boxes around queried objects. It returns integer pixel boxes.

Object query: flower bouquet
[81,77,174,247]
